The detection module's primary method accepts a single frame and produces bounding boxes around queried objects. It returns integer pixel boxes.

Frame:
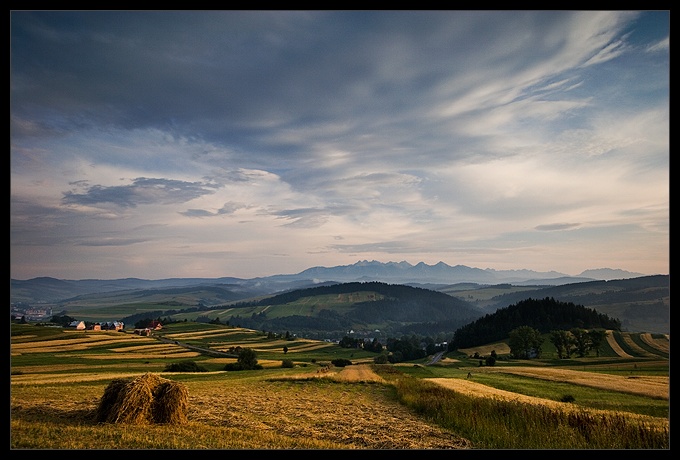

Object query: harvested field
[70,351,202,359]
[428,377,577,409]
[10,363,92,373]
[11,335,154,354]
[466,366,669,399]
[12,372,148,385]
[458,342,511,356]
[247,342,335,353]
[166,330,245,340]
[274,342,335,352]
[619,332,659,358]
[606,330,633,358]
[184,369,470,449]
[11,365,471,449]
[331,364,386,383]
[110,344,186,353]
[640,333,670,353]
[425,377,668,429]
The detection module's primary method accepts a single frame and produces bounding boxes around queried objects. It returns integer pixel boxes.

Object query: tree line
[449,297,620,351]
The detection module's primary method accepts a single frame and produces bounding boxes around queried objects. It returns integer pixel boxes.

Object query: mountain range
[10,260,649,305]
[287,260,645,285]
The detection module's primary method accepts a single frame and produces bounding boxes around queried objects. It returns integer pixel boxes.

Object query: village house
[66,320,124,331]
[101,321,125,331]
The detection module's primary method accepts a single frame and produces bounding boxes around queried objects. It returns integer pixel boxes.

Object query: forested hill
[449,297,621,350]
[229,281,483,339]
[254,281,472,308]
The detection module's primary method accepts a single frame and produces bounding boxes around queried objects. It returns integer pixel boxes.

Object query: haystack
[96,372,189,425]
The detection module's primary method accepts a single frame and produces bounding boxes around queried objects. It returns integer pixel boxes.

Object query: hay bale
[152,381,189,424]
[95,378,130,423]
[96,372,189,425]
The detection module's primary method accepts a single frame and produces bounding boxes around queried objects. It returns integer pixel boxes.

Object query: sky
[10,10,669,281]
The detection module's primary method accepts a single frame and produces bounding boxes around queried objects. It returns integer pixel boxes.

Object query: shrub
[224,362,264,371]
[373,354,389,364]
[163,360,208,372]
[560,394,576,403]
[331,358,352,367]
[281,359,294,368]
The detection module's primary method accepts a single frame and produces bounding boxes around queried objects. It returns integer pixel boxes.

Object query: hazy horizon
[11,11,669,280]
[11,258,659,282]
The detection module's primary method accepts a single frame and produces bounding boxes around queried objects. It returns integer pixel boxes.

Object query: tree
[570,328,592,357]
[283,346,288,354]
[550,330,575,359]
[237,347,259,370]
[50,314,76,327]
[508,325,544,359]
[365,337,383,353]
[588,329,607,357]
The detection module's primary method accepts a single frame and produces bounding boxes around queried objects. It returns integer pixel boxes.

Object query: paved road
[427,351,444,365]
[154,335,239,358]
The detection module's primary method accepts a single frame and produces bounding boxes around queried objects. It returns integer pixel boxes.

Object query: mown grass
[10,419,348,449]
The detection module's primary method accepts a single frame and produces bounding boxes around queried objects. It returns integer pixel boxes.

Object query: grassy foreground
[10,322,669,449]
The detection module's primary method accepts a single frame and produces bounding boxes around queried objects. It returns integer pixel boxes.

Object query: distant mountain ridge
[290,260,644,284]
[10,260,649,304]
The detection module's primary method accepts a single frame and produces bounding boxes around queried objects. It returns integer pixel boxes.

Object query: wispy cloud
[10,10,669,279]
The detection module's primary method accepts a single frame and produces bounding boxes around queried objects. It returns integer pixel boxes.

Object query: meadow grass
[391,362,668,418]
[375,367,669,449]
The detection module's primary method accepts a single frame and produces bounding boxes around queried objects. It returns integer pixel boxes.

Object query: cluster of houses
[66,319,162,336]
[133,320,163,336]
[67,320,125,331]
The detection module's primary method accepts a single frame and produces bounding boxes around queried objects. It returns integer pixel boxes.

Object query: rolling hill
[441,275,669,334]
[10,264,667,339]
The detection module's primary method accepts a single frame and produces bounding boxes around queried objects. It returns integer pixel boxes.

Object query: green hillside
[443,275,669,334]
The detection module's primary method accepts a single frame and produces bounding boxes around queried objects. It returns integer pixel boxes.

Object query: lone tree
[237,347,259,369]
[225,347,261,371]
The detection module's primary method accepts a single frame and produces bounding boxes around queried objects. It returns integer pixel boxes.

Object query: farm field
[10,321,669,449]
